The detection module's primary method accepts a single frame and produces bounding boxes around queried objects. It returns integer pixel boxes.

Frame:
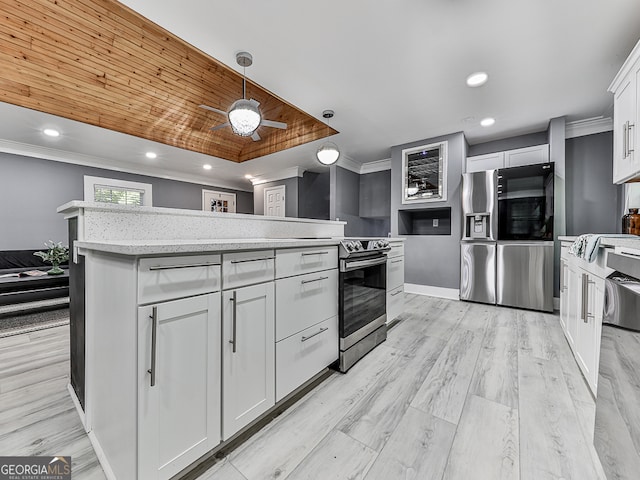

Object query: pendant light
[228,52,261,136]
[316,110,340,165]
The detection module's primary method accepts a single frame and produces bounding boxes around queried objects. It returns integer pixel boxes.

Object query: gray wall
[253,177,299,217]
[391,132,466,289]
[359,170,391,218]
[0,152,253,250]
[566,132,621,235]
[467,131,548,156]
[299,172,330,220]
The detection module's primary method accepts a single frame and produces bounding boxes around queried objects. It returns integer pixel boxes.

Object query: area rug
[0,307,70,337]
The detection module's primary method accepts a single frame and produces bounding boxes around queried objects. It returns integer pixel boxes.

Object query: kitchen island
[58,202,346,480]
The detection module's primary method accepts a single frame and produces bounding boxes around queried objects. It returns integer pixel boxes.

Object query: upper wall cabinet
[466,144,549,173]
[609,39,640,184]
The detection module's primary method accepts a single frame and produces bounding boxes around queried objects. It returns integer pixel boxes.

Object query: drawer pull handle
[148,306,157,387]
[391,259,403,264]
[301,276,329,285]
[301,251,330,256]
[621,250,640,258]
[230,257,275,264]
[301,327,329,342]
[391,290,403,296]
[149,262,220,271]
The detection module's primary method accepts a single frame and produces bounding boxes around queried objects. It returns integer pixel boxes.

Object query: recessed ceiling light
[145,152,157,159]
[466,72,488,87]
[43,128,60,137]
[203,164,212,170]
[244,174,253,179]
[480,117,495,127]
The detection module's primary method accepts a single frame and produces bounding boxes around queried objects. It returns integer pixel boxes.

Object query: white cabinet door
[575,273,604,393]
[505,145,549,167]
[387,256,404,291]
[138,293,221,480]
[387,285,404,322]
[466,152,505,173]
[613,71,637,183]
[222,282,275,440]
[559,257,569,335]
[565,264,580,351]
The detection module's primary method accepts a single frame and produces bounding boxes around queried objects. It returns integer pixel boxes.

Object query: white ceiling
[2,0,639,191]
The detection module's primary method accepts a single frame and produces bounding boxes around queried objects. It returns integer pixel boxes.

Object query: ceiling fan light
[316,142,340,165]
[228,99,261,136]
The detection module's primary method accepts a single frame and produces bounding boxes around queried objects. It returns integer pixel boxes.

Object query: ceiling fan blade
[261,119,287,129]
[209,123,230,132]
[251,131,261,141]
[199,104,227,116]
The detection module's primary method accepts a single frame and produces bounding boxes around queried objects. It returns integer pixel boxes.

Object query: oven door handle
[342,256,387,272]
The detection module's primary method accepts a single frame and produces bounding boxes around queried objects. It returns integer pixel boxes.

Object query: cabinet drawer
[387,256,404,291]
[387,285,404,322]
[275,316,338,402]
[138,255,221,304]
[222,250,275,290]
[275,246,338,279]
[387,242,404,259]
[275,269,338,341]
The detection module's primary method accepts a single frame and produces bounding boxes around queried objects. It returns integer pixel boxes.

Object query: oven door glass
[340,260,386,339]
[497,163,554,240]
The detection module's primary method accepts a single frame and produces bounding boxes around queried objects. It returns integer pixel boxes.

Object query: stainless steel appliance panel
[595,273,640,480]
[496,241,553,312]
[460,241,496,304]
[461,170,498,240]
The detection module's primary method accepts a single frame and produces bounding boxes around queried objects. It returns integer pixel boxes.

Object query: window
[84,176,152,206]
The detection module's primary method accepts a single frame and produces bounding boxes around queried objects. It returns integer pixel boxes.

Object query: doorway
[264,185,286,217]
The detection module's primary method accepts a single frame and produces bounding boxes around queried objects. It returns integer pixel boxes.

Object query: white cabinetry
[274,247,338,402]
[221,250,275,440]
[466,144,549,173]
[138,294,220,480]
[609,39,640,183]
[386,240,405,322]
[559,243,611,394]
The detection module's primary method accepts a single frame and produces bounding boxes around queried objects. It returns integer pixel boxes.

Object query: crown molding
[565,117,613,139]
[250,166,305,185]
[360,158,391,174]
[335,155,361,174]
[0,139,252,192]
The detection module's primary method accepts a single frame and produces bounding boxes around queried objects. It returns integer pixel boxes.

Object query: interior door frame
[263,185,286,217]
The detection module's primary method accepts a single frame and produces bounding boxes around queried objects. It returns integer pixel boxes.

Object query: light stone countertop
[558,235,640,250]
[74,238,344,256]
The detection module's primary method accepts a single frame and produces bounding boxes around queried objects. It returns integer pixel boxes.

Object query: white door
[264,185,286,217]
[138,293,221,480]
[222,282,275,440]
[203,190,236,213]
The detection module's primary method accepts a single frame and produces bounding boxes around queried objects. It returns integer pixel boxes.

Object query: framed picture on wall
[401,141,448,204]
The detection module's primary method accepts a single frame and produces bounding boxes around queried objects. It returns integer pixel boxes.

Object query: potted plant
[34,241,69,275]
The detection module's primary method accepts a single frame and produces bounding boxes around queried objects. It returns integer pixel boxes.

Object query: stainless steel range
[336,238,390,372]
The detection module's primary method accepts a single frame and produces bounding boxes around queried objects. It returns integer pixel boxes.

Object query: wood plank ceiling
[0,0,337,162]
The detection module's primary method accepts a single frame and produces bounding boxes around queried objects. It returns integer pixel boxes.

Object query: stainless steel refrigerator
[460,164,554,312]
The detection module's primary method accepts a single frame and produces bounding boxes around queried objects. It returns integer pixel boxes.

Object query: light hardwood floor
[0,295,606,480]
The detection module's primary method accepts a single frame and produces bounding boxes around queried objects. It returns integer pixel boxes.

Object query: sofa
[0,250,69,306]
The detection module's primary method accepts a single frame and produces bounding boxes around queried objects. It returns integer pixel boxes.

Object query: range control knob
[345,242,354,251]
[353,241,363,250]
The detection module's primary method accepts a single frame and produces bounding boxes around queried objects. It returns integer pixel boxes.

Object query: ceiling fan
[199,52,287,142]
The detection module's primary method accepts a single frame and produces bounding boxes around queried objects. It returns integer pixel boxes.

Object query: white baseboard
[88,431,117,480]
[553,296,560,311]
[67,383,88,432]
[404,283,460,300]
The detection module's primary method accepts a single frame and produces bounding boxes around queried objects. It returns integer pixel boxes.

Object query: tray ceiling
[0,0,336,163]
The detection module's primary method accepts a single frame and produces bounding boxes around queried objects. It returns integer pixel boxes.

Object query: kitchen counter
[75,238,342,256]
[558,235,640,250]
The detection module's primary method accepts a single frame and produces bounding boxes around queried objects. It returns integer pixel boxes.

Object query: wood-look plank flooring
[0,295,605,480]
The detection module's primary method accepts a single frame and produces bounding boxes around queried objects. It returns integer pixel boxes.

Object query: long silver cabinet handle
[148,306,157,387]
[629,122,635,153]
[301,251,330,256]
[621,250,640,258]
[391,290,403,296]
[301,327,329,342]
[230,257,275,264]
[391,259,403,264]
[149,262,220,271]
[301,276,329,285]
[624,121,629,158]
[229,291,237,353]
